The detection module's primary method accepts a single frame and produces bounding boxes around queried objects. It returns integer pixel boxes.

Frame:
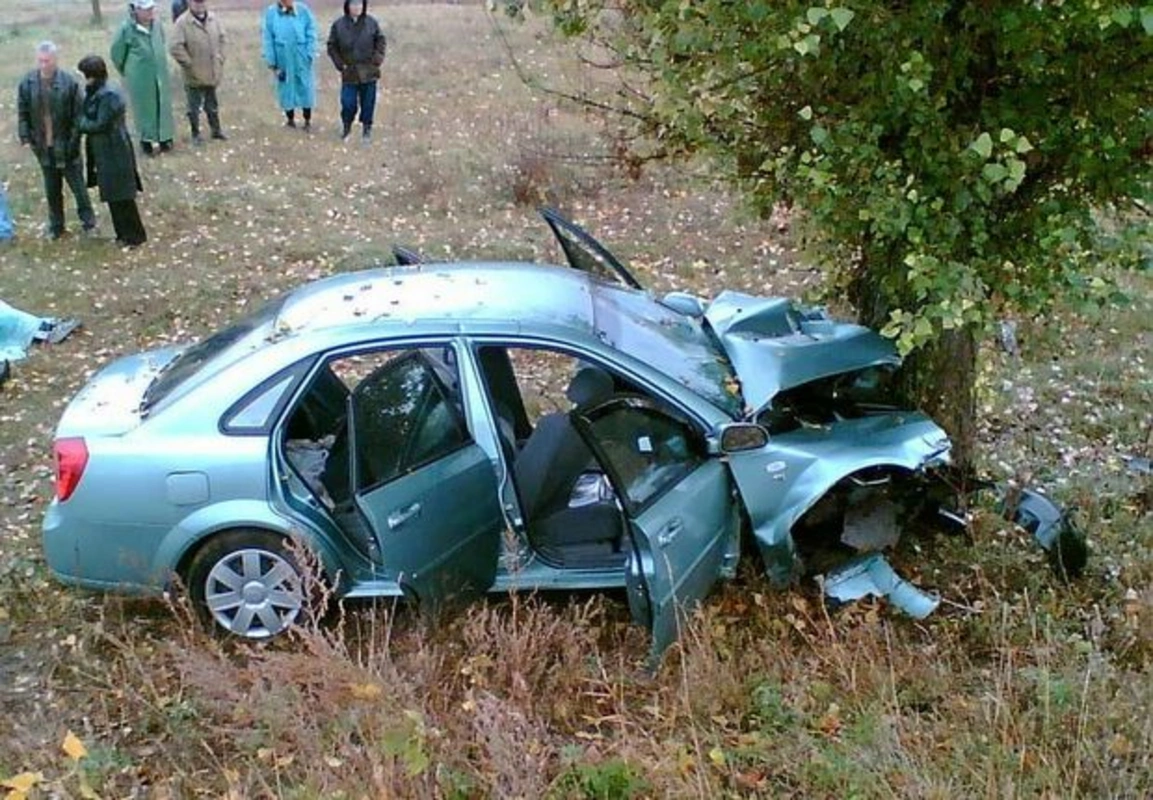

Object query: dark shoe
[159,140,174,153]
[141,141,155,156]
[362,125,372,142]
[210,130,228,141]
[303,120,312,132]
[341,122,352,141]
[285,119,297,128]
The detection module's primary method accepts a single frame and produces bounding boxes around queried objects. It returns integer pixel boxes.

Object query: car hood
[704,291,901,417]
[56,346,184,437]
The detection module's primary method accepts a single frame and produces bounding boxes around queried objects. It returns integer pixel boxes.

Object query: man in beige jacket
[169,0,227,143]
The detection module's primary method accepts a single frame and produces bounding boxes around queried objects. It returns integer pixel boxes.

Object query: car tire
[185,529,308,641]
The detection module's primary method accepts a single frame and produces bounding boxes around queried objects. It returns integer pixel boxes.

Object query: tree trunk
[90,0,102,25]
[851,249,979,475]
[897,328,978,474]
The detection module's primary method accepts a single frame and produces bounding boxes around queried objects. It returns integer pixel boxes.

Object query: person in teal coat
[110,0,176,154]
[262,0,317,130]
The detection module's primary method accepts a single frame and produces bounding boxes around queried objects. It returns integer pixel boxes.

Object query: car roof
[274,262,598,337]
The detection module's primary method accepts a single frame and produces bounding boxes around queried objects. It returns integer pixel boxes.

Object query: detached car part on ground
[41,209,1086,657]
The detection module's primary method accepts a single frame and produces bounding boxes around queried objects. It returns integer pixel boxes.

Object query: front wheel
[186,530,305,640]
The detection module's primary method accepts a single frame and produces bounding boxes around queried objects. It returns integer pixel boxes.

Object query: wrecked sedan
[43,210,1058,654]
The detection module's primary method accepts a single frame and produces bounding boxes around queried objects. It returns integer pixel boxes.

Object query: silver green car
[44,210,967,654]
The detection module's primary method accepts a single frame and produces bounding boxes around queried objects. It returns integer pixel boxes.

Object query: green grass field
[1,3,1150,797]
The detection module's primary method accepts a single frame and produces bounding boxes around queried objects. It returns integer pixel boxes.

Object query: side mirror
[715,422,769,454]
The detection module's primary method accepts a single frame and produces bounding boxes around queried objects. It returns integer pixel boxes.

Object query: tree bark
[851,249,979,474]
[898,328,978,474]
[90,0,102,25]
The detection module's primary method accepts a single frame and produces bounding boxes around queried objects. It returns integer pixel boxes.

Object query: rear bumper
[41,500,171,593]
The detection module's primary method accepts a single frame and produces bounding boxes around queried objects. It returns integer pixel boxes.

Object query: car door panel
[627,459,735,656]
[574,397,737,658]
[356,443,502,603]
[348,349,503,607]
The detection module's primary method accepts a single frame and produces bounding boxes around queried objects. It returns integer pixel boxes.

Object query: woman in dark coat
[76,55,147,247]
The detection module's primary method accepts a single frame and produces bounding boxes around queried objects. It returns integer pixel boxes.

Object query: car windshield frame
[141,296,287,415]
[589,281,742,417]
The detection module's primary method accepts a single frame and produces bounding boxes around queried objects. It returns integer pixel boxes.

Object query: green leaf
[830,7,855,31]
[806,7,828,25]
[970,132,993,159]
[798,104,813,120]
[811,125,829,145]
[907,77,924,92]
[793,33,821,55]
[1142,7,1153,34]
[982,163,1008,183]
[1015,135,1034,153]
[999,127,1016,143]
[1111,7,1134,27]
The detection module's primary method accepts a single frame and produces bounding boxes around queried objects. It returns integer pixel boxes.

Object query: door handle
[387,502,422,530]
[656,519,683,548]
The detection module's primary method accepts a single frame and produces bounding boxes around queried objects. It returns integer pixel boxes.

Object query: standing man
[327,0,385,142]
[170,0,227,144]
[262,0,317,130]
[16,41,97,239]
[111,0,176,155]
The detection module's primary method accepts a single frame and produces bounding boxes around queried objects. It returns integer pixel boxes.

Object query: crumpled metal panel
[823,553,941,619]
[704,290,901,416]
[725,411,951,585]
[1002,487,1089,578]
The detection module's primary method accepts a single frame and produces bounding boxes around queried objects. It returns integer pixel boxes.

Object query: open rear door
[573,397,738,658]
[349,351,503,608]
[540,207,644,290]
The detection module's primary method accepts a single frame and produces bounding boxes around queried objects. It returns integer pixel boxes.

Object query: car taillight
[54,437,89,502]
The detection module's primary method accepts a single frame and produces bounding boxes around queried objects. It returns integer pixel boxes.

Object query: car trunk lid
[704,290,900,417]
[55,346,184,437]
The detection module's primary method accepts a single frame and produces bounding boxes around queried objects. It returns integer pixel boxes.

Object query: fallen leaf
[62,730,88,761]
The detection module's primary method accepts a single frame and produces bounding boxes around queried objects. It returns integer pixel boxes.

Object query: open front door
[573,397,738,658]
[540,207,644,290]
[350,350,503,607]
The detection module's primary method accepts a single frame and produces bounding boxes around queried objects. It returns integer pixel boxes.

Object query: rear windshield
[142,296,286,413]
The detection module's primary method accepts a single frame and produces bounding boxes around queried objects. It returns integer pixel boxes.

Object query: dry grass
[1,2,1151,798]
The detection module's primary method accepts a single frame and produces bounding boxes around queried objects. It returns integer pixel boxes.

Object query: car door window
[351,351,470,491]
[540,207,643,289]
[579,400,704,513]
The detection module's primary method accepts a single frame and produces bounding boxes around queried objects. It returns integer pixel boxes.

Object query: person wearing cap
[326,0,385,142]
[77,55,147,248]
[170,0,228,144]
[262,0,317,130]
[16,41,98,239]
[111,0,176,155]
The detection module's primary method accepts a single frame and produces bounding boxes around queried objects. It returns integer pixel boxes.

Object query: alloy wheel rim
[204,548,303,638]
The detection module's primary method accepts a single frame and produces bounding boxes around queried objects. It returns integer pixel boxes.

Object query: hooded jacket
[326,0,385,85]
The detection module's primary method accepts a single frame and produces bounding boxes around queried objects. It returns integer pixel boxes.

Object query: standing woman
[111,0,176,154]
[262,0,317,130]
[77,56,147,248]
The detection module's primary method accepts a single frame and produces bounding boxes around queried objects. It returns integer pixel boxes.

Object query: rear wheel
[186,530,305,640]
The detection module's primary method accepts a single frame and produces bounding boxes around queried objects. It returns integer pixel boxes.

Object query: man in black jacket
[326,0,385,141]
[17,41,97,239]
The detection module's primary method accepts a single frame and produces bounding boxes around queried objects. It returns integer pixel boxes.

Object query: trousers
[40,153,96,236]
[340,81,377,128]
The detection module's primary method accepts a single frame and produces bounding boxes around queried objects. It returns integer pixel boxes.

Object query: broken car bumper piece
[823,553,940,619]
